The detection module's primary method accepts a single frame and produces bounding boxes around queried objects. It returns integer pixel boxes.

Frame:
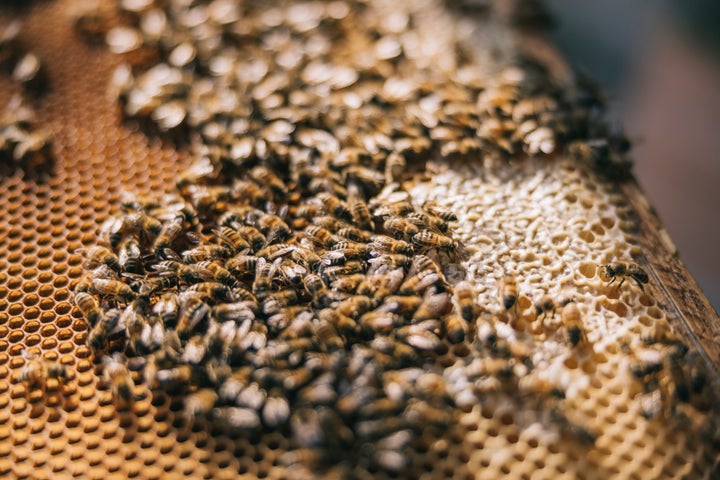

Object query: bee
[320,261,365,282]
[453,281,476,322]
[20,354,69,391]
[383,295,422,316]
[99,216,126,248]
[336,295,374,319]
[535,295,556,323]
[383,218,419,238]
[184,388,218,421]
[253,258,280,300]
[280,448,329,468]
[186,281,234,303]
[443,314,468,344]
[412,230,454,251]
[641,321,684,348]
[213,301,256,323]
[118,237,143,273]
[603,262,649,290]
[153,218,183,259]
[262,289,299,316]
[177,292,210,339]
[499,276,518,311]
[152,293,179,327]
[87,308,122,351]
[195,261,239,288]
[226,253,257,278]
[346,165,385,195]
[230,179,270,206]
[212,406,261,430]
[626,347,665,379]
[255,243,296,261]
[316,192,352,221]
[304,274,332,309]
[102,353,134,408]
[182,244,231,263]
[249,165,287,197]
[90,277,135,302]
[262,393,291,427]
[556,300,586,347]
[398,270,442,295]
[138,273,178,295]
[331,273,366,293]
[74,291,101,325]
[423,201,458,221]
[519,376,565,399]
[234,225,266,250]
[412,289,451,320]
[126,212,162,243]
[318,308,360,337]
[215,226,251,253]
[349,194,374,230]
[336,226,372,243]
[396,326,442,352]
[85,245,120,272]
[257,214,291,244]
[304,225,337,249]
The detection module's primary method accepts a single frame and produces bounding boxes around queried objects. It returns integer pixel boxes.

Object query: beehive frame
[0,1,718,480]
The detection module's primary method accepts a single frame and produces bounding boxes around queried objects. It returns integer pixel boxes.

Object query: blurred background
[544,0,720,313]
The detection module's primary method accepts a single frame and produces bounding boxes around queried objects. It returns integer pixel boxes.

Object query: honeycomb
[0,1,718,479]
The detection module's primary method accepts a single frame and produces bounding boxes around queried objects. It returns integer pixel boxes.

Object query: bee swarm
[0,1,718,479]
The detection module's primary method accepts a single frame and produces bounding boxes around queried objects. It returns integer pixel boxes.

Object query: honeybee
[102,353,134,408]
[195,261,239,288]
[184,388,218,421]
[253,257,280,300]
[304,225,337,249]
[346,165,385,195]
[330,273,366,293]
[304,274,332,308]
[255,243,296,261]
[262,289,299,316]
[187,281,233,303]
[262,394,291,427]
[519,375,565,399]
[534,295,556,323]
[74,291,101,325]
[100,216,126,248]
[126,212,162,243]
[443,314,468,344]
[90,277,135,302]
[336,295,374,319]
[225,253,257,278]
[177,292,210,339]
[453,281,476,322]
[412,230,454,251]
[349,194,374,230]
[336,226,372,243]
[234,225,266,251]
[370,235,414,255]
[215,226,251,252]
[212,406,261,430]
[152,218,183,259]
[249,165,287,197]
[152,293,179,327]
[20,354,69,391]
[603,262,649,290]
[87,308,122,351]
[423,201,458,221]
[383,218,419,238]
[85,245,120,272]
[499,276,518,311]
[257,214,291,243]
[316,192,352,220]
[116,239,143,277]
[398,270,442,295]
[560,301,587,347]
[396,326,442,352]
[182,244,230,263]
[231,179,270,206]
[320,261,365,282]
[413,289,451,320]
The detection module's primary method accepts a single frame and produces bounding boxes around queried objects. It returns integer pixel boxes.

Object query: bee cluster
[0,19,51,167]
[57,0,719,477]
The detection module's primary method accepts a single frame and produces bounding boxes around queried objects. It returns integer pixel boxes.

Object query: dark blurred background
[544,0,720,313]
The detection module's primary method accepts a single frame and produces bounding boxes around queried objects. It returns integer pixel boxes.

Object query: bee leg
[616,277,625,290]
[633,277,645,292]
